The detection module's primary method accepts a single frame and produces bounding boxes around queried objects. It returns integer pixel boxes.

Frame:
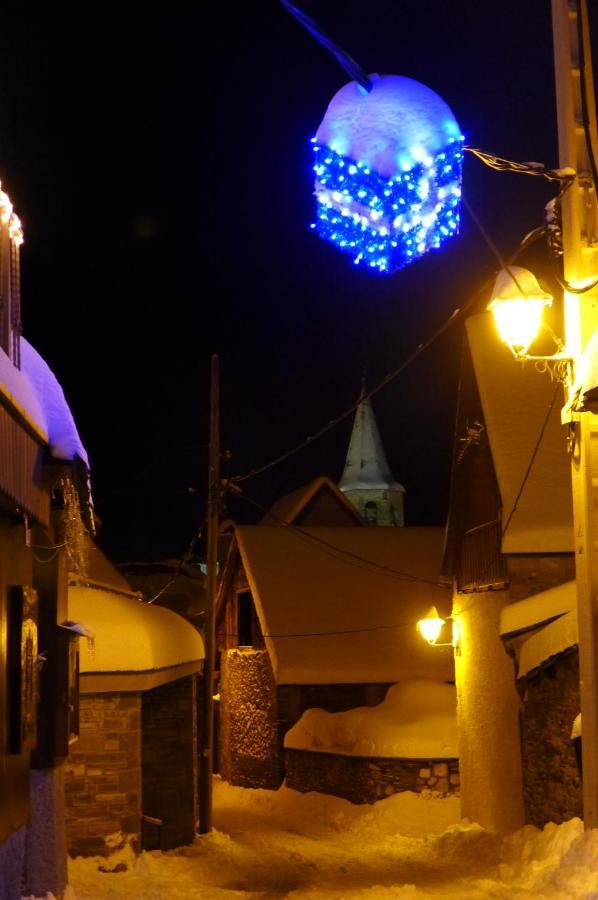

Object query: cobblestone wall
[220,649,283,789]
[65,693,141,857]
[519,650,582,827]
[285,749,460,803]
[142,675,198,850]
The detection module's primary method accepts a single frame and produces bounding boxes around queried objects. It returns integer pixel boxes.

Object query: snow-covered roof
[500,581,575,637]
[0,344,48,442]
[68,538,203,681]
[466,314,572,554]
[235,525,453,685]
[69,584,204,675]
[316,75,462,177]
[339,391,404,493]
[284,678,457,759]
[263,476,362,526]
[20,337,88,465]
[518,608,578,679]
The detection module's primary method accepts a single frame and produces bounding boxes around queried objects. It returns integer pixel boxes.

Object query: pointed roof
[262,475,363,526]
[339,386,404,493]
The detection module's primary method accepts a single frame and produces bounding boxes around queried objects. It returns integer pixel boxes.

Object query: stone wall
[141,675,198,850]
[65,693,141,857]
[220,649,282,789]
[285,750,459,803]
[519,649,581,827]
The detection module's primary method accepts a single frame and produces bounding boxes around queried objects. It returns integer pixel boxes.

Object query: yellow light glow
[417,606,446,645]
[488,296,548,355]
[487,266,553,356]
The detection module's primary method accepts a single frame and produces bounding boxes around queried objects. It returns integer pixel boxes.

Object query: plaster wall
[454,588,524,832]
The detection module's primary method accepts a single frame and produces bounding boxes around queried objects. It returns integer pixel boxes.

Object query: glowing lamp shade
[417,607,446,645]
[312,74,464,274]
[488,267,553,355]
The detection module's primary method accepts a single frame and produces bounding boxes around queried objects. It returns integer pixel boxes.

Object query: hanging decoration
[281,1,464,274]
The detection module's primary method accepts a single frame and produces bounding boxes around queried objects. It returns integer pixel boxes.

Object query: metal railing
[457,519,507,592]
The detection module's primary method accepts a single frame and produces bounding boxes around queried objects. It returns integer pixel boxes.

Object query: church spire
[339,385,405,526]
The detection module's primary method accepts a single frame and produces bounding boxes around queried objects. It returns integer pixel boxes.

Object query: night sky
[0,2,582,561]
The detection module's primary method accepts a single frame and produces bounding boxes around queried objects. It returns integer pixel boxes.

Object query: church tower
[339,385,405,526]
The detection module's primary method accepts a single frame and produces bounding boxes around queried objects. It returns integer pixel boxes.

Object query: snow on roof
[316,75,461,177]
[235,526,453,685]
[518,608,578,679]
[0,344,48,441]
[284,678,457,759]
[69,584,204,674]
[500,581,575,637]
[466,314,572,554]
[20,338,88,465]
[263,476,362,526]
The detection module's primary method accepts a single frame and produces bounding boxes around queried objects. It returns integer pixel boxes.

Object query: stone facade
[64,693,142,857]
[142,675,198,850]
[519,649,582,827]
[219,649,282,789]
[285,750,459,804]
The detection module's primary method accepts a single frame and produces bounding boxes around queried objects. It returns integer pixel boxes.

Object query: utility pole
[199,353,220,834]
[553,0,598,828]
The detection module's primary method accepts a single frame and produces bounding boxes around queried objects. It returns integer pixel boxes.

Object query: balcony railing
[457,519,507,592]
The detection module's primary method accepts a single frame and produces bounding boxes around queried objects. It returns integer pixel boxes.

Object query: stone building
[443,307,576,832]
[0,184,93,899]
[64,544,205,857]
[216,479,454,798]
[339,384,405,526]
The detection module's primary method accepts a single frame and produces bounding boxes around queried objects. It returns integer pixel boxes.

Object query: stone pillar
[219,649,283,789]
[454,589,524,832]
[24,768,68,898]
[0,827,26,900]
[141,675,198,850]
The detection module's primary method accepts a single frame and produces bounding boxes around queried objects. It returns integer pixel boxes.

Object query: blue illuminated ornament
[312,75,464,274]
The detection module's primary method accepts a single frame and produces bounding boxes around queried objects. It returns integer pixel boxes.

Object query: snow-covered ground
[60,778,598,899]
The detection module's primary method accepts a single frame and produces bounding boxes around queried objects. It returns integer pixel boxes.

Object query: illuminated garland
[311,137,463,274]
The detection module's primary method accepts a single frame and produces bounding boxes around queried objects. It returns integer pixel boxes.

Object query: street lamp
[416,607,460,651]
[487,267,554,357]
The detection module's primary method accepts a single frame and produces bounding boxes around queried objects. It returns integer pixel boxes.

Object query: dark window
[237,591,253,646]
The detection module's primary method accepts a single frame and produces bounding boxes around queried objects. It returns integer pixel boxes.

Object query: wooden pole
[198,353,220,834]
[552,0,598,829]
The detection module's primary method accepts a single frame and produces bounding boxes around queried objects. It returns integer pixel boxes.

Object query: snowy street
[65,778,598,900]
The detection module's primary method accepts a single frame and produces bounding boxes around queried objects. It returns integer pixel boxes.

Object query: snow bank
[284,679,457,758]
[67,778,598,899]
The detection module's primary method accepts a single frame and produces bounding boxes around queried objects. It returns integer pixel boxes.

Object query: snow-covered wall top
[316,75,461,177]
[20,337,88,465]
[518,608,578,680]
[500,581,575,637]
[284,678,457,759]
[69,583,205,674]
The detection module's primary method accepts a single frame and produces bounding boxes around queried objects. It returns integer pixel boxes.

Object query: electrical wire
[501,381,562,539]
[146,517,207,604]
[230,227,545,486]
[280,0,373,92]
[465,147,575,185]
[217,621,415,639]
